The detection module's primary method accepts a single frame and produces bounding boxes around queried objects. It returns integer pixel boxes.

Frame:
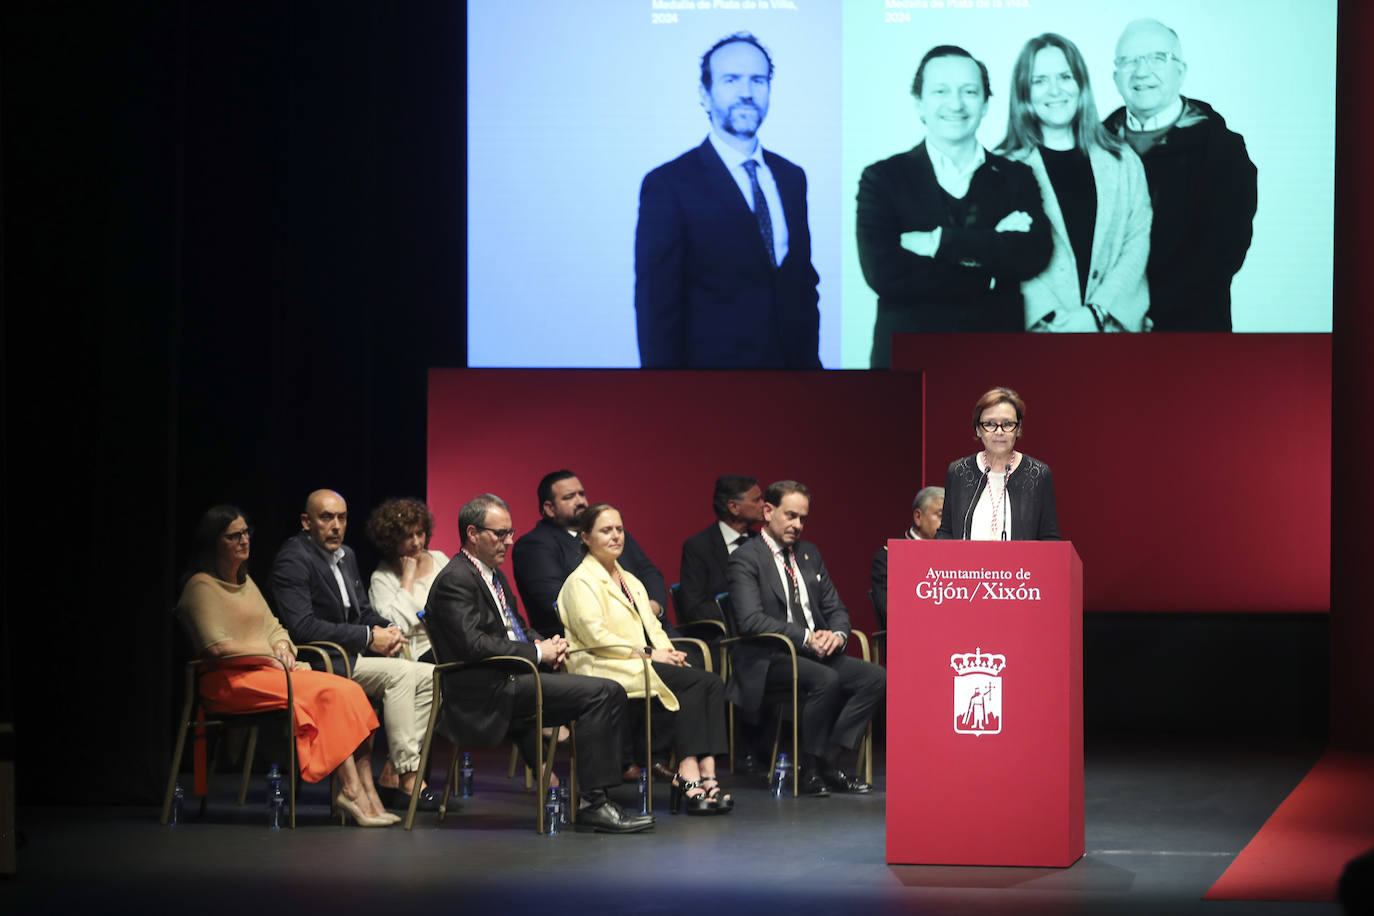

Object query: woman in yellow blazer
[558,503,732,815]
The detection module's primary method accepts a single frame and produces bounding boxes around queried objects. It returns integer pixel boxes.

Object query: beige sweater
[179,573,292,657]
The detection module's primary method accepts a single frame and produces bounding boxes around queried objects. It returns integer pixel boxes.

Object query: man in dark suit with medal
[425,493,654,833]
[726,481,886,796]
[634,32,821,369]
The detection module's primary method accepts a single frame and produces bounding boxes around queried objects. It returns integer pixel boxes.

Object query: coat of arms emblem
[951,647,1006,736]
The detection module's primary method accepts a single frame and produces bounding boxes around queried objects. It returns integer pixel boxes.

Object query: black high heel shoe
[700,776,734,814]
[669,774,714,816]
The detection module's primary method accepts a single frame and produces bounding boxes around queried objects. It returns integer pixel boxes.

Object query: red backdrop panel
[892,334,1331,613]
[426,369,924,633]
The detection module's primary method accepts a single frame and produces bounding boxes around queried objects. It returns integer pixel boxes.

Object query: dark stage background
[1,1,1367,805]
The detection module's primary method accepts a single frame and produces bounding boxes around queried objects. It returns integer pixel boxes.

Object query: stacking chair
[161,612,343,828]
[868,589,887,667]
[406,652,572,833]
[715,592,801,797]
[668,582,728,678]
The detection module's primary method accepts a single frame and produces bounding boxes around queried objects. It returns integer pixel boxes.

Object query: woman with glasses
[366,498,449,664]
[996,33,1151,332]
[177,505,397,826]
[936,388,1060,541]
[558,503,733,816]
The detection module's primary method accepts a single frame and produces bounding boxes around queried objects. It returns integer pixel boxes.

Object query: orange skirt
[198,664,379,783]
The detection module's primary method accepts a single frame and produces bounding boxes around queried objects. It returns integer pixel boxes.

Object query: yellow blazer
[557,554,679,711]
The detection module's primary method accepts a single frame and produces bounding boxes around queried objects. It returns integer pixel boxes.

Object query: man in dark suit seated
[425,493,654,834]
[871,485,944,626]
[679,474,763,624]
[271,489,438,811]
[634,31,821,369]
[511,470,668,638]
[727,480,886,796]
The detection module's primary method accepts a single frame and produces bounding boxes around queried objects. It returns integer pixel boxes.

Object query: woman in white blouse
[366,498,449,663]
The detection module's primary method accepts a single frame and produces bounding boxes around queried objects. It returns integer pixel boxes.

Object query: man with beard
[511,470,669,637]
[634,32,821,369]
[1103,19,1256,331]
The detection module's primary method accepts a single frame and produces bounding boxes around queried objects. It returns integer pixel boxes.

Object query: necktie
[742,160,776,268]
[491,573,527,642]
[780,546,803,625]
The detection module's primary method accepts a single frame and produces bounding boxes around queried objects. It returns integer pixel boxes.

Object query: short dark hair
[713,475,759,520]
[911,44,992,100]
[459,493,510,545]
[764,480,811,507]
[536,469,577,511]
[365,497,435,560]
[972,387,1027,432]
[700,32,774,90]
[182,504,248,588]
[576,502,619,554]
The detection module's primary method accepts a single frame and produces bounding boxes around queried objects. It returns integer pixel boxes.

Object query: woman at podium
[936,387,1060,540]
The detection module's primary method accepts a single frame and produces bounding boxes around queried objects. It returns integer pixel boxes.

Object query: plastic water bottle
[558,785,570,826]
[266,763,284,829]
[545,787,561,835]
[458,752,474,798]
[638,769,649,814]
[169,783,184,826]
[771,753,790,798]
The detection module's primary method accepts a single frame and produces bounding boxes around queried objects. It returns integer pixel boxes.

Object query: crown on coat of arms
[949,647,1006,676]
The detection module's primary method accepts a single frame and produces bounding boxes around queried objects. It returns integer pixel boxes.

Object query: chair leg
[160,715,193,825]
[508,744,520,780]
[286,721,297,829]
[236,725,259,806]
[405,675,444,831]
[862,723,874,785]
[439,746,456,822]
[568,724,579,823]
[728,704,735,772]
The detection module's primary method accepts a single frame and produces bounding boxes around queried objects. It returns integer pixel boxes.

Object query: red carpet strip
[1204,749,1374,901]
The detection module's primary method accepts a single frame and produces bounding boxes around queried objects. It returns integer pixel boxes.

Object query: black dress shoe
[575,798,655,833]
[819,768,873,794]
[378,784,443,812]
[797,769,831,797]
[621,764,642,783]
[649,762,676,782]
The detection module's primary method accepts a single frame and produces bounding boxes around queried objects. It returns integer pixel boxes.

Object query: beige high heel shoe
[335,792,395,827]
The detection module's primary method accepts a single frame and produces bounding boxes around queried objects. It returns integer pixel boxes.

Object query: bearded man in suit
[634,32,821,369]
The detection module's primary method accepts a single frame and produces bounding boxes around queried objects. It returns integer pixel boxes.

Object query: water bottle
[638,769,649,814]
[545,787,561,835]
[169,783,184,826]
[558,785,570,826]
[770,753,790,798]
[458,752,474,798]
[266,763,284,829]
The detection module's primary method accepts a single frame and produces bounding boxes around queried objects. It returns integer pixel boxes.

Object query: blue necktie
[742,160,776,268]
[491,573,527,642]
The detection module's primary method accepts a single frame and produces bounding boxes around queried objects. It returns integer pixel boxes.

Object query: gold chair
[715,594,801,797]
[161,653,299,827]
[406,654,572,833]
[668,582,729,677]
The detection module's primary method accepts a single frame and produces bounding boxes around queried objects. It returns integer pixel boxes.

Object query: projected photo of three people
[633,20,1257,370]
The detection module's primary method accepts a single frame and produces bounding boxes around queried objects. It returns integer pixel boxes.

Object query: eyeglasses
[1113,51,1182,72]
[476,526,515,541]
[979,420,1020,433]
[223,527,254,543]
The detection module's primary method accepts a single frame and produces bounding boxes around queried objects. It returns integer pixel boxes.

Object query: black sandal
[670,774,714,816]
[700,776,733,814]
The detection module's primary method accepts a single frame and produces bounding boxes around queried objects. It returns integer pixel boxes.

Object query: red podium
[885,540,1083,866]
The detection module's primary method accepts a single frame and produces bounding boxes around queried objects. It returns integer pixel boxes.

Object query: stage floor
[2,737,1342,915]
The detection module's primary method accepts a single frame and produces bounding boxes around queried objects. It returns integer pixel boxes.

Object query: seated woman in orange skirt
[178,505,395,827]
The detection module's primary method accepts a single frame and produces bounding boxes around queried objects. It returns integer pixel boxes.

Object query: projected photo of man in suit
[634,32,821,370]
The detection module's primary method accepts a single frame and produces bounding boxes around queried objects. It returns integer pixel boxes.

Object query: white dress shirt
[718,520,751,554]
[926,141,987,199]
[708,130,789,266]
[1125,96,1184,132]
[760,529,816,633]
[462,548,541,662]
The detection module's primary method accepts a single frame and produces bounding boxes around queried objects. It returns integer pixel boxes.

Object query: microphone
[1001,461,1011,540]
[964,463,990,539]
